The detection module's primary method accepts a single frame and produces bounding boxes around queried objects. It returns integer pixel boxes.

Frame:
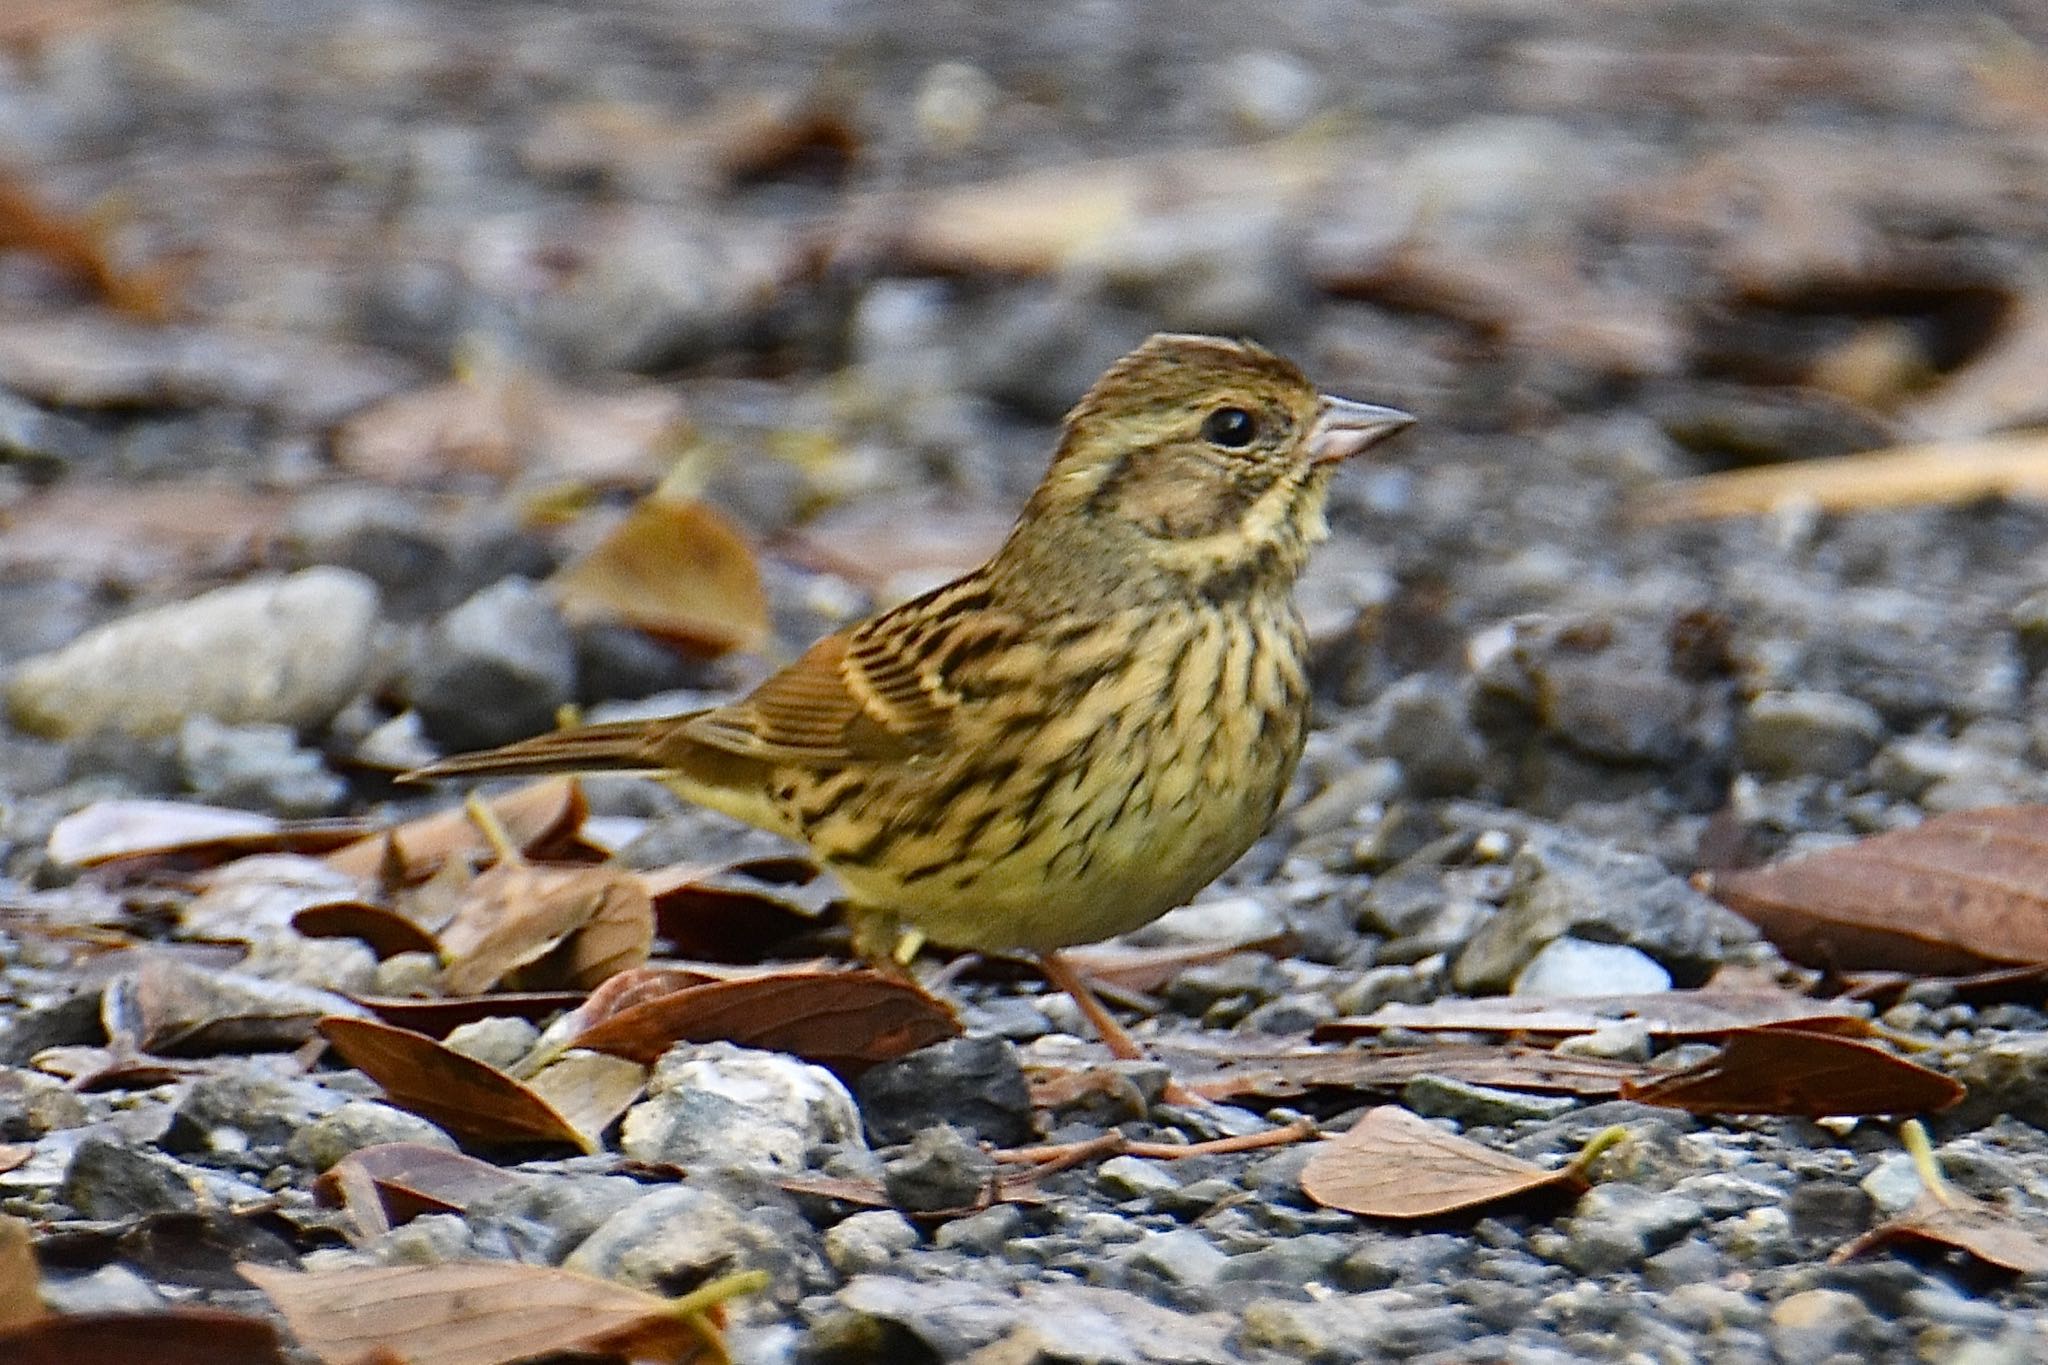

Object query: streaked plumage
[408,334,1412,965]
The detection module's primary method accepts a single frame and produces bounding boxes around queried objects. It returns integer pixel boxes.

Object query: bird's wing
[672,603,973,766]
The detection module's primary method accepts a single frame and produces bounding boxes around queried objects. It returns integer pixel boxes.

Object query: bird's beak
[1309,395,1415,465]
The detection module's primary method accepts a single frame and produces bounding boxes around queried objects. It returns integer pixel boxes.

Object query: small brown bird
[408,335,1411,1052]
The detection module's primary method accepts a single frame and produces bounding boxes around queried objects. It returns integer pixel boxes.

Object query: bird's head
[1011,333,1412,594]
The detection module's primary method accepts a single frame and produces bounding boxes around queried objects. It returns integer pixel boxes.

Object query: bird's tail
[400,715,699,783]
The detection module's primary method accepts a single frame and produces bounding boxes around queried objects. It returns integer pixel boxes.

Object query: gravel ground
[6,1,2048,1361]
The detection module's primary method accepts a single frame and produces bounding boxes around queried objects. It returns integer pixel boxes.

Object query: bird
[405,333,1413,1057]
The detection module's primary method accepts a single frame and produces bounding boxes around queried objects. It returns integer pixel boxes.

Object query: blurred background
[0,0,2045,838]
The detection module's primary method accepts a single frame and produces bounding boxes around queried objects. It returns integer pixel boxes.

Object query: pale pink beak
[1309,395,1415,465]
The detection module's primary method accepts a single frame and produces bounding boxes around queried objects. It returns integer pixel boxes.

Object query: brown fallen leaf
[241,1261,762,1365]
[0,1145,31,1177]
[0,165,184,320]
[126,956,362,1056]
[325,777,588,883]
[1316,989,1870,1042]
[351,991,588,1038]
[643,858,836,962]
[291,901,442,959]
[1834,1120,2048,1274]
[312,1143,525,1225]
[1704,806,2048,973]
[0,1309,290,1365]
[1300,1106,1626,1220]
[0,1215,42,1330]
[45,800,369,869]
[562,966,960,1074]
[1061,931,1298,996]
[1622,1028,1963,1117]
[1633,429,2048,523]
[1166,1042,1653,1103]
[551,486,770,656]
[319,1016,627,1151]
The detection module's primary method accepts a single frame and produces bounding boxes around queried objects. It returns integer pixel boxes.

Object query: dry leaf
[0,1309,289,1365]
[319,1016,606,1151]
[1317,989,1870,1042]
[0,1215,42,1331]
[1061,933,1297,996]
[0,482,285,589]
[312,1144,525,1225]
[1170,1043,1653,1103]
[563,966,960,1073]
[127,957,362,1055]
[352,991,587,1038]
[292,902,441,959]
[0,1145,31,1176]
[1705,806,2048,973]
[523,1051,649,1145]
[437,862,653,995]
[551,491,769,656]
[643,858,835,962]
[241,1261,755,1365]
[1622,1028,1964,1117]
[0,165,183,320]
[1633,429,2048,523]
[1835,1192,2048,1273]
[325,778,588,883]
[1300,1105,1619,1220]
[46,800,366,869]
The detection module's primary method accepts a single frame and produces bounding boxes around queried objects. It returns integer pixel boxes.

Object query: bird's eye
[1201,406,1257,449]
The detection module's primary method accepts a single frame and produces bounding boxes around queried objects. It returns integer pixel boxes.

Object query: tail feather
[401,717,686,783]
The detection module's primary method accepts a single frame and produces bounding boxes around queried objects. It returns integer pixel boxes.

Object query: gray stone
[823,1274,1239,1364]
[442,1016,542,1071]
[408,576,576,750]
[1361,674,1488,797]
[177,715,348,817]
[1401,1075,1577,1125]
[882,1123,993,1212]
[287,1100,458,1171]
[0,992,104,1066]
[1561,1185,1706,1273]
[465,1173,655,1264]
[933,1201,1023,1255]
[1739,691,1884,779]
[60,1138,200,1219]
[164,1072,348,1155]
[620,1041,860,1172]
[1124,1228,1229,1287]
[562,1184,795,1295]
[824,1209,919,1274]
[8,568,381,739]
[855,1035,1034,1146]
[1859,1153,1925,1216]
[1241,1291,1472,1363]
[284,486,457,616]
[1218,49,1322,135]
[1217,1233,1353,1285]
[1452,830,1750,991]
[1766,1288,1877,1365]
[1512,938,1672,997]
[38,1263,167,1315]
[1096,1155,1182,1200]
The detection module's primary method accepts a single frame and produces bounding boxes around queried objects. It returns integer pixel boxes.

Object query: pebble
[1767,1288,1877,1364]
[933,1202,1024,1255]
[1360,673,1488,797]
[562,1183,800,1295]
[407,576,577,750]
[1512,937,1672,996]
[441,1016,542,1071]
[7,568,382,739]
[1402,1074,1578,1125]
[620,1041,861,1172]
[854,1035,1034,1146]
[881,1124,993,1212]
[1739,690,1885,778]
[163,1071,347,1155]
[1124,1227,1230,1288]
[177,715,348,816]
[823,1209,919,1274]
[286,1100,458,1171]
[1561,1185,1707,1273]
[1096,1154,1182,1200]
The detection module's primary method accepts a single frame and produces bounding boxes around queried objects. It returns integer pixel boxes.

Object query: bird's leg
[1037,949,1149,1063]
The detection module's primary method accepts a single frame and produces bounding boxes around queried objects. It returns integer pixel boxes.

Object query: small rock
[1513,938,1672,997]
[1241,1291,1470,1363]
[855,1035,1034,1147]
[824,1210,919,1274]
[621,1041,861,1172]
[1402,1075,1577,1125]
[178,715,348,816]
[1452,830,1749,992]
[8,568,382,739]
[882,1124,993,1212]
[287,1100,458,1171]
[1361,674,1488,798]
[463,1173,646,1263]
[1554,1022,1654,1061]
[1739,691,1885,779]
[39,1263,167,1315]
[408,577,577,750]
[1124,1228,1229,1288]
[442,1016,542,1071]
[1127,895,1289,948]
[932,1202,1024,1255]
[1218,49,1322,135]
[1562,1185,1706,1273]
[284,486,456,616]
[1097,1155,1183,1201]
[164,1072,348,1155]
[60,1139,200,1219]
[1767,1288,1876,1365]
[1241,991,1337,1035]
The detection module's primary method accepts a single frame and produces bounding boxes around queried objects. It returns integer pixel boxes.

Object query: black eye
[1201,406,1257,448]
